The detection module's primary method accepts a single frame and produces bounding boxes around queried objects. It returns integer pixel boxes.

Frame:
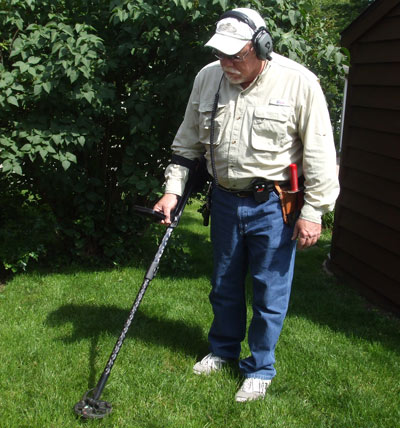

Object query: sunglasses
[213,46,253,62]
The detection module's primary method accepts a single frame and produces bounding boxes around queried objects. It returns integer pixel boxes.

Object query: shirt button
[232,140,236,144]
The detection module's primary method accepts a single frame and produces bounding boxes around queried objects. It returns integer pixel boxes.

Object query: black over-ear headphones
[219,10,273,61]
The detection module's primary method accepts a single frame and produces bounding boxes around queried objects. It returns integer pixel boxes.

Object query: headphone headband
[219,10,257,32]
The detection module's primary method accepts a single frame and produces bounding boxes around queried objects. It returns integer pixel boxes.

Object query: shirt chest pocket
[198,102,226,145]
[251,105,292,151]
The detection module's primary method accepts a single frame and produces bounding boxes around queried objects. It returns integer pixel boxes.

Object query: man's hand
[152,193,179,225]
[292,218,322,250]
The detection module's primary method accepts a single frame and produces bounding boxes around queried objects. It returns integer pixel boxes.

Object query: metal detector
[74,161,205,419]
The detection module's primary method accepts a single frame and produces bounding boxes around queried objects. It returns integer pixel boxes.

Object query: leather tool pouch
[274,182,304,226]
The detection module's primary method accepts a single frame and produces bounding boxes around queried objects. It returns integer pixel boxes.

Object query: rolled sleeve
[164,164,190,196]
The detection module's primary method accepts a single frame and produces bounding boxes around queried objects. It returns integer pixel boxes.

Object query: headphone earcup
[252,27,273,60]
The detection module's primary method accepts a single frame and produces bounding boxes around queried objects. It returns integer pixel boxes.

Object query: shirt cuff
[299,204,323,224]
[164,164,190,196]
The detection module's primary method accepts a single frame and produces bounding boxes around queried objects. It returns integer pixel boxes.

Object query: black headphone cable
[209,73,224,188]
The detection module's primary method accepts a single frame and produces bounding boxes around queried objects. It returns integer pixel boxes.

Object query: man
[153,8,339,402]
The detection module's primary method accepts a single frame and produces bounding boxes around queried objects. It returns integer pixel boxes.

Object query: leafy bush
[0,0,348,268]
[0,175,56,274]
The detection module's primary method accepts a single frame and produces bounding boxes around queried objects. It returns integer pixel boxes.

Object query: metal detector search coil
[74,389,112,419]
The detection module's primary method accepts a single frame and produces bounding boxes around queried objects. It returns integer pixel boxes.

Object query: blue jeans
[208,186,297,380]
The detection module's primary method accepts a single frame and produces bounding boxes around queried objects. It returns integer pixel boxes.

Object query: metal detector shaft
[88,173,196,402]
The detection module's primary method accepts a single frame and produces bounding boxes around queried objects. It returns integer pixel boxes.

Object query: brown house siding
[329,0,400,314]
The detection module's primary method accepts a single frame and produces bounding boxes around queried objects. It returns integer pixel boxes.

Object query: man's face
[218,42,263,86]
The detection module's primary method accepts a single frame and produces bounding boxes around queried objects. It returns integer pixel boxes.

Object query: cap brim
[205,33,249,55]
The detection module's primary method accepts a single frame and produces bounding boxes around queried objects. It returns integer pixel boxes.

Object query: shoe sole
[192,362,227,375]
[193,366,224,375]
[235,394,265,402]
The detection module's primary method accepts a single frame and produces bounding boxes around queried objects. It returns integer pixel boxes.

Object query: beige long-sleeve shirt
[164,52,339,223]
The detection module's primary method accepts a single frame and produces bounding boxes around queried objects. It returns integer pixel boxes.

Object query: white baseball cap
[205,8,266,55]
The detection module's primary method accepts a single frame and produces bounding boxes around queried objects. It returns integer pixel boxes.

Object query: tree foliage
[312,0,374,35]
[0,0,350,270]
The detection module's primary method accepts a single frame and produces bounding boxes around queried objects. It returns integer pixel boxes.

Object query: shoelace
[242,378,268,393]
[202,353,224,368]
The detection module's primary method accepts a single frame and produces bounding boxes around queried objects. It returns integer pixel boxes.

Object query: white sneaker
[235,378,272,402]
[193,353,228,375]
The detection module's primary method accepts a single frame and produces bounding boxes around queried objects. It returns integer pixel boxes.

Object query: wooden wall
[329,1,400,313]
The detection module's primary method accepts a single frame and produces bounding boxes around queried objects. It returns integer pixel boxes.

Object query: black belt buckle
[251,178,273,203]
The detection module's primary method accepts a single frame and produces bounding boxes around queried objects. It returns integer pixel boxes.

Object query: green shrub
[0,177,56,273]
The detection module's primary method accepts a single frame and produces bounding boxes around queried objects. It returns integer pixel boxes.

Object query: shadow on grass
[46,304,208,388]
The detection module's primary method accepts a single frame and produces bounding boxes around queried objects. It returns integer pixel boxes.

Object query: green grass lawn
[0,201,399,428]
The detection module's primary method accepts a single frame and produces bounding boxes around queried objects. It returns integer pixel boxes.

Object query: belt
[218,179,292,198]
[218,186,259,198]
[232,190,253,198]
[218,185,252,197]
